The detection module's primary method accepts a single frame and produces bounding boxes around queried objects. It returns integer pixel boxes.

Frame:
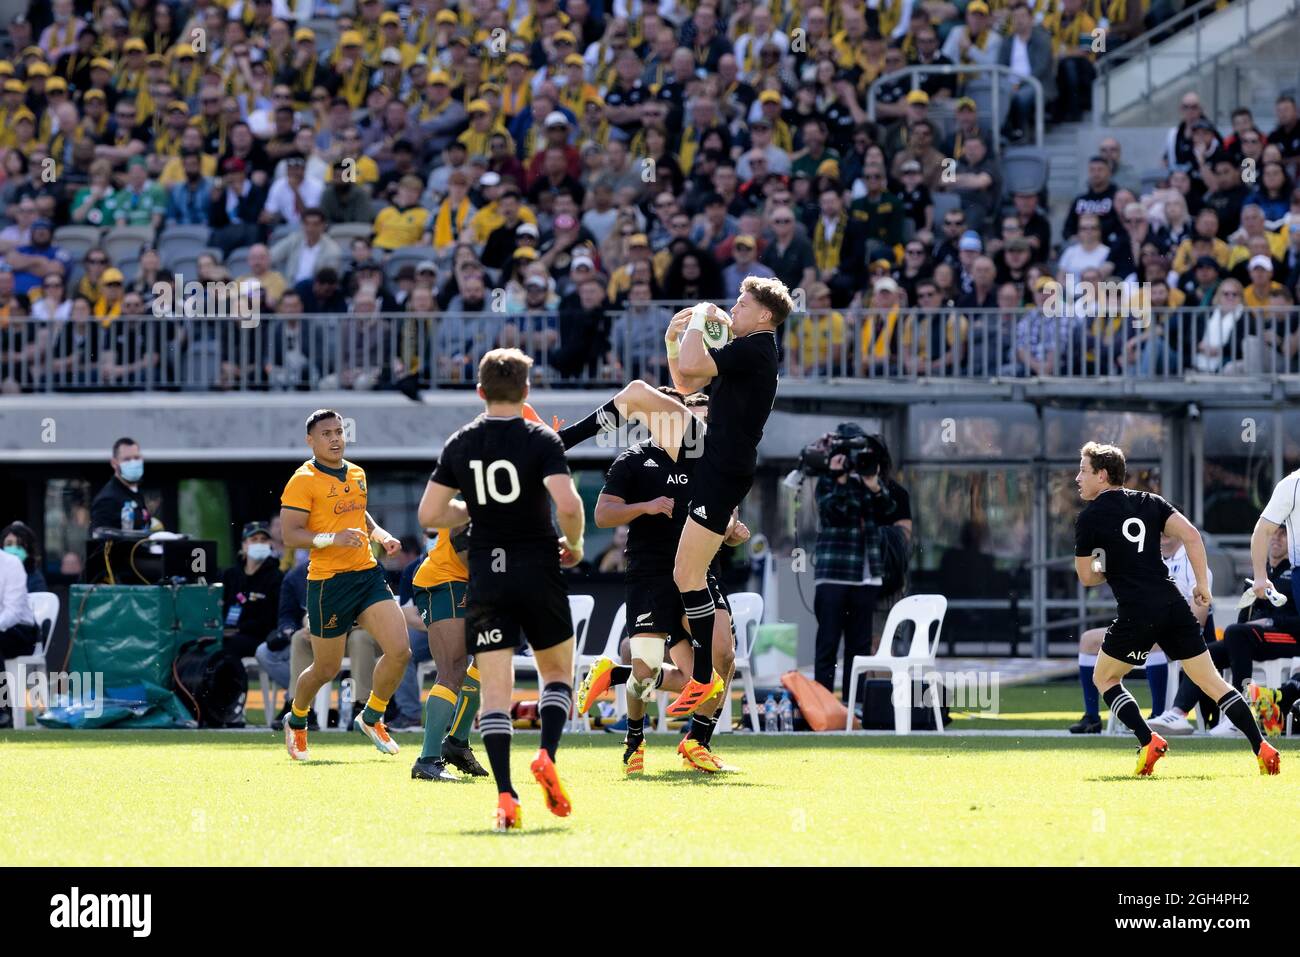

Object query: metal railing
[3,303,1300,392]
[1094,0,1300,125]
[867,64,1046,153]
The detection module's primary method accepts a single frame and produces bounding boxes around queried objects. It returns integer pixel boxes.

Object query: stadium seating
[4,592,59,730]
[384,246,434,282]
[101,226,155,264]
[328,223,374,245]
[513,595,595,731]
[242,657,277,729]
[844,594,948,734]
[999,147,1050,198]
[53,226,103,261]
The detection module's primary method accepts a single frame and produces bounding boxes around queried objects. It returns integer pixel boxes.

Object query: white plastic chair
[512,594,595,731]
[314,656,352,731]
[844,594,947,734]
[4,592,59,729]
[576,603,627,728]
[717,592,762,734]
[241,657,276,728]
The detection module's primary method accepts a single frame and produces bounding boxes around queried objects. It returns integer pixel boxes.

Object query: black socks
[558,399,623,450]
[539,682,572,761]
[1103,685,1152,746]
[682,588,715,683]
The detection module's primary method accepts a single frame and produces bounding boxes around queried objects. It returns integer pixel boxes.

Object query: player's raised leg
[1180,650,1280,774]
[1092,649,1168,776]
[353,596,412,754]
[285,632,345,761]
[669,520,727,715]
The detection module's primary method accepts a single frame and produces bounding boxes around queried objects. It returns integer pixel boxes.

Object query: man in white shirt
[0,549,37,654]
[262,157,324,228]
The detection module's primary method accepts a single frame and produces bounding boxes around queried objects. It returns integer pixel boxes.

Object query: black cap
[242,520,271,540]
[1194,255,1220,271]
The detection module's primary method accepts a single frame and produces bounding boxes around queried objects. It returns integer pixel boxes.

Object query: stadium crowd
[0,0,1296,390]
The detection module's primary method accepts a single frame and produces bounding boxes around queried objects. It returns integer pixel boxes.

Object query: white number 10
[1122,518,1146,552]
[469,459,521,504]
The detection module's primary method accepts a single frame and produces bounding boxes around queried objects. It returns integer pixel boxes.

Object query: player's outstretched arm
[1165,510,1212,606]
[418,480,469,530]
[545,473,585,567]
[1249,515,1280,598]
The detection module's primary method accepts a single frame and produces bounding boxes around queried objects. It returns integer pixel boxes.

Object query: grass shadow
[454,825,569,837]
[1085,772,1222,783]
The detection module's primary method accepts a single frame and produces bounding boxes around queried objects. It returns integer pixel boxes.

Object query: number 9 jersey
[1074,488,1185,614]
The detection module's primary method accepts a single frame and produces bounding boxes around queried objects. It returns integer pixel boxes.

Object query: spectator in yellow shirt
[786,282,847,376]
[372,176,431,251]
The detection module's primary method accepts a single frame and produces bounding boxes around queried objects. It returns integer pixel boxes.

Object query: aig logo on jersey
[1125,650,1149,662]
[475,628,504,647]
[665,474,689,485]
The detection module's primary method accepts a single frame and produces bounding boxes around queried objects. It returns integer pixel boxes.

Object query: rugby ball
[694,303,732,349]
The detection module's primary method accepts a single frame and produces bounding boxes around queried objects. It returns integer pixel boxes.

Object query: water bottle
[778,691,793,733]
[120,499,136,530]
[763,693,777,733]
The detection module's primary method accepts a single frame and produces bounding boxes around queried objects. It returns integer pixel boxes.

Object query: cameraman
[812,425,912,701]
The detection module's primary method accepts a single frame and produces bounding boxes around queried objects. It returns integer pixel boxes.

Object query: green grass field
[0,680,1289,866]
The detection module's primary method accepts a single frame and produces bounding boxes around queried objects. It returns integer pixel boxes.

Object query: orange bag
[780,670,861,731]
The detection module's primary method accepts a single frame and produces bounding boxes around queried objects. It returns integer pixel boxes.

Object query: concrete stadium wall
[0,390,867,465]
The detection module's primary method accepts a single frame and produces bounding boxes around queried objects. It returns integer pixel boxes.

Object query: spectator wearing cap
[1064,155,1121,244]
[431,169,477,255]
[860,277,904,375]
[950,135,1001,234]
[1165,93,1212,172]
[221,520,285,661]
[416,70,467,155]
[941,98,986,162]
[1244,255,1284,308]
[94,267,125,321]
[8,217,71,298]
[895,159,935,242]
[320,161,373,224]
[209,156,269,256]
[472,179,539,247]
[722,232,777,294]
[261,155,324,228]
[525,111,581,189]
[998,3,1055,143]
[272,208,342,287]
[942,0,1002,74]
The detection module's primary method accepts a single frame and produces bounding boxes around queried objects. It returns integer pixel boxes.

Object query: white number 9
[1122,518,1146,553]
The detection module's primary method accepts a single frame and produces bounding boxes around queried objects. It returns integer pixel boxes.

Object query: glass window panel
[44,478,93,579]
[905,403,1038,460]
[1044,410,1165,460]
[1202,410,1272,535]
